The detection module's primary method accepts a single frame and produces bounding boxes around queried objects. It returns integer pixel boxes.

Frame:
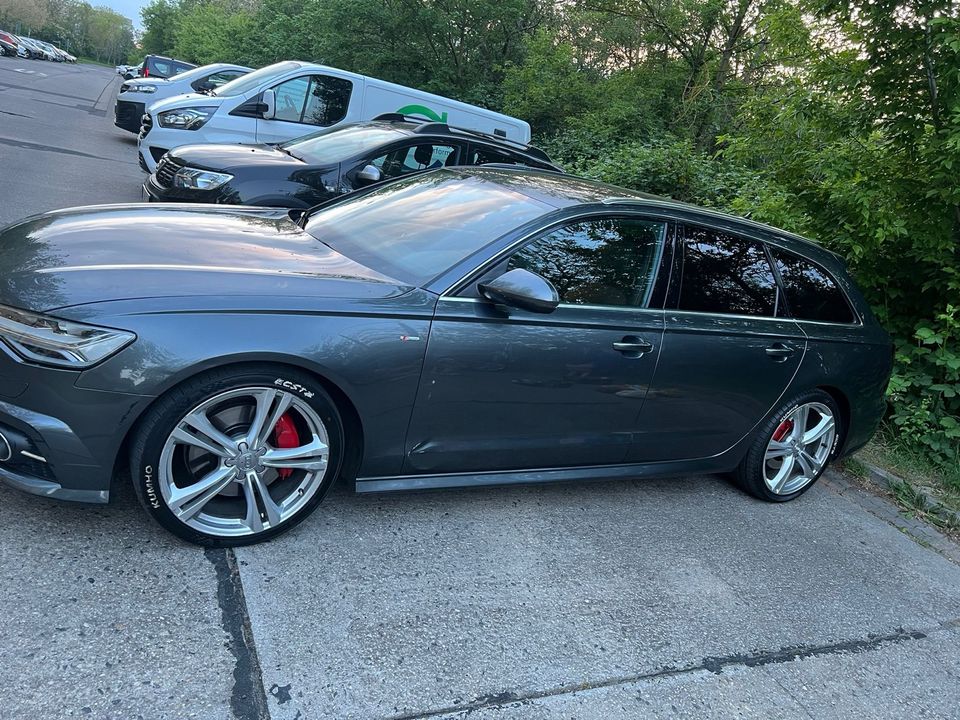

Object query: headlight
[0,305,135,369]
[157,106,217,130]
[129,84,157,93]
[172,167,234,190]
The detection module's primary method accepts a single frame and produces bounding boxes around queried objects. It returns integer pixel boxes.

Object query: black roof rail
[371,112,425,123]
[371,115,553,165]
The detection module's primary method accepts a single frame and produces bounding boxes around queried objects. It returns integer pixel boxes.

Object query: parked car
[17,37,47,59]
[137,60,532,173]
[53,47,76,63]
[0,30,20,57]
[123,63,143,80]
[116,62,252,134]
[0,166,891,546]
[144,115,560,207]
[132,54,196,79]
[34,40,63,61]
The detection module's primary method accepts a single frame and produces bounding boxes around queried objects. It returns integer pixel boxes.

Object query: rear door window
[677,225,780,317]
[371,144,458,179]
[770,248,856,323]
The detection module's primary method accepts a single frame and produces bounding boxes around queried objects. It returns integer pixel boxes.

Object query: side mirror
[356,164,382,185]
[478,268,559,314]
[261,88,276,119]
[193,80,214,93]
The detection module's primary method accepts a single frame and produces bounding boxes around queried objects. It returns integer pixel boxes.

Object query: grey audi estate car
[0,167,891,545]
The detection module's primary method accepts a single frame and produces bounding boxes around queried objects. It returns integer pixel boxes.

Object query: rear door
[256,74,354,144]
[628,223,807,462]
[403,214,672,474]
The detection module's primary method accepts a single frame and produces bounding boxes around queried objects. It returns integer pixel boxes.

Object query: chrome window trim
[439,296,666,315]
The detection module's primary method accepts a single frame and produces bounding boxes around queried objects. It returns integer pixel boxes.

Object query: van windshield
[213,61,301,97]
[282,125,406,164]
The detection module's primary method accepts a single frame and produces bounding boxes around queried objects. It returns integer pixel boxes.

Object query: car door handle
[765,342,797,360]
[613,338,654,354]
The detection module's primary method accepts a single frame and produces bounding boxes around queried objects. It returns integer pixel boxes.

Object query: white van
[116,63,253,134]
[138,61,531,172]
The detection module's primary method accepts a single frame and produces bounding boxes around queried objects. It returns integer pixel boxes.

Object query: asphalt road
[1,57,960,720]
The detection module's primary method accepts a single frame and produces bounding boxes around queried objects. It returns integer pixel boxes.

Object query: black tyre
[130,365,344,546]
[735,389,841,502]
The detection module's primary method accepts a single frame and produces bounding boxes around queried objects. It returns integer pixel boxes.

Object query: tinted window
[508,218,666,308]
[303,170,551,285]
[272,76,310,122]
[371,144,457,179]
[470,146,515,165]
[678,226,779,316]
[771,248,856,323]
[302,75,352,126]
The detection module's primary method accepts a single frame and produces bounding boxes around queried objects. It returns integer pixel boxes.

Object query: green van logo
[396,104,448,123]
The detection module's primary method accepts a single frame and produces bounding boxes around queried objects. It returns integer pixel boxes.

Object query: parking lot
[1,57,960,720]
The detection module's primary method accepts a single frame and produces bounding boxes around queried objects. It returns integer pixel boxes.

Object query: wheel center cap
[235,451,259,472]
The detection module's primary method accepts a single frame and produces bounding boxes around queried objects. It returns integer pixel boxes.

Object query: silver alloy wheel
[158,387,330,537]
[763,401,836,496]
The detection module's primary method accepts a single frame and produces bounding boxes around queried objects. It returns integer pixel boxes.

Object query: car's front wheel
[131,366,344,546]
[735,389,841,502]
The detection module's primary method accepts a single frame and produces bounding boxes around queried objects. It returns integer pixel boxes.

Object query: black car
[136,54,196,79]
[143,116,562,207]
[0,167,891,546]
[0,31,19,57]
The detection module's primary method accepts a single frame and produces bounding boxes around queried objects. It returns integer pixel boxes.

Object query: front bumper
[115,99,146,133]
[0,348,152,503]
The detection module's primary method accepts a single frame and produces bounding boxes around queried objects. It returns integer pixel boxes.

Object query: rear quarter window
[771,248,857,324]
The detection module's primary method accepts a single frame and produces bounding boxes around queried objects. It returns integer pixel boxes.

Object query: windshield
[164,64,233,85]
[303,170,551,285]
[213,61,300,97]
[283,125,406,164]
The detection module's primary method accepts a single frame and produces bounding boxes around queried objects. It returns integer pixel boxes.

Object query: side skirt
[355,456,737,494]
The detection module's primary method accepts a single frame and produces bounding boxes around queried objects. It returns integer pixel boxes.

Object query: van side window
[770,248,856,324]
[303,76,353,126]
[272,76,310,122]
[678,225,779,317]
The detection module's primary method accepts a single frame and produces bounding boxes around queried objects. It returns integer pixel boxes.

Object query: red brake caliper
[772,419,794,443]
[271,413,300,478]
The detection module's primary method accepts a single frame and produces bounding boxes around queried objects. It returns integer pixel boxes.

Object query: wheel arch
[111,356,365,497]
[817,383,851,456]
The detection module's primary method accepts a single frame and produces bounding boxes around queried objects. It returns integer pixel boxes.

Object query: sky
[101,0,148,29]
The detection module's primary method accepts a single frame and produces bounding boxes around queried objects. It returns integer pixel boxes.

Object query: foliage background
[0,0,134,63]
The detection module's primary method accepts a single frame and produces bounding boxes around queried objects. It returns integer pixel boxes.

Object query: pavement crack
[205,547,271,720]
[0,135,134,163]
[387,627,931,719]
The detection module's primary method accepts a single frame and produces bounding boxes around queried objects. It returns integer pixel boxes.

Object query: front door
[629,223,807,462]
[403,215,671,474]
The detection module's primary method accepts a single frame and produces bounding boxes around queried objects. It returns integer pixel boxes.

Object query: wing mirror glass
[478,268,559,314]
[357,164,382,184]
[261,88,276,119]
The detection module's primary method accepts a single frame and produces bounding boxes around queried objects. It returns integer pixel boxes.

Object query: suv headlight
[172,167,234,190]
[128,84,157,93]
[157,106,217,130]
[0,305,135,369]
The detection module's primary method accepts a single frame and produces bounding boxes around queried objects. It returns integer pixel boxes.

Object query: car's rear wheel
[735,389,841,502]
[131,366,344,546]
